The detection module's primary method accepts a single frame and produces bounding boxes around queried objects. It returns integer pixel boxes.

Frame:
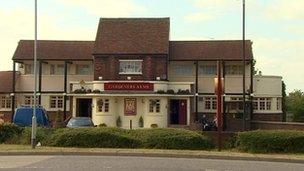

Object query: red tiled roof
[94,18,170,54]
[169,40,253,60]
[0,71,18,93]
[13,40,94,60]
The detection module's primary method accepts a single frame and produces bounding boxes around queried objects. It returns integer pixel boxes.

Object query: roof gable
[94,18,170,54]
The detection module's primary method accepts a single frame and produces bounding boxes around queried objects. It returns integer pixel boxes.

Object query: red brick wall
[251,121,304,131]
[0,111,13,122]
[252,113,283,122]
[94,55,167,81]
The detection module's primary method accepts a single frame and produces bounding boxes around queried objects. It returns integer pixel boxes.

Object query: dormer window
[119,60,142,75]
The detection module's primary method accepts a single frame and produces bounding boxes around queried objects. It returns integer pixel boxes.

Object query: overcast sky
[0,0,303,93]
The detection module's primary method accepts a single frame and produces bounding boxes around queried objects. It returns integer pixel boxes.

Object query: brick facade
[252,113,283,122]
[94,55,167,81]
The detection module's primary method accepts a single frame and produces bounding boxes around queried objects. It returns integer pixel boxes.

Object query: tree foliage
[286,90,304,122]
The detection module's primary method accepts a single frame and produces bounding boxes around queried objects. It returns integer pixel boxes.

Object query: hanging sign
[124,98,137,116]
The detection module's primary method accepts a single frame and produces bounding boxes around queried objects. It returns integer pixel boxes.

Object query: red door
[178,100,187,125]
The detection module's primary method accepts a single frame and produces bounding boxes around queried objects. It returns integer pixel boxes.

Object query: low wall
[251,120,304,131]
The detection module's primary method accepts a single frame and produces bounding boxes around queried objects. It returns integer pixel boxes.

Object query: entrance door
[170,99,187,125]
[76,98,92,117]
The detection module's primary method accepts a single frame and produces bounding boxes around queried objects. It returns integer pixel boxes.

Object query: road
[0,155,303,171]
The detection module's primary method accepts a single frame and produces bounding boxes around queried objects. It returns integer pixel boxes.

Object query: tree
[286,90,304,122]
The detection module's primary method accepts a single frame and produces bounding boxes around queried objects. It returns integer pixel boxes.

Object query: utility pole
[31,0,38,149]
[242,0,246,131]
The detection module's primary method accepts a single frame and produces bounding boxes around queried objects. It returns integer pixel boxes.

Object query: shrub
[99,123,107,127]
[138,116,144,128]
[17,127,55,145]
[116,116,122,127]
[48,128,140,148]
[236,130,304,153]
[166,89,175,94]
[128,128,214,150]
[92,89,101,94]
[0,123,22,143]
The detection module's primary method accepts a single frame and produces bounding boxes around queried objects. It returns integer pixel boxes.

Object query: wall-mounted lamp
[10,93,15,97]
[98,76,103,80]
[156,77,161,81]
[127,76,132,80]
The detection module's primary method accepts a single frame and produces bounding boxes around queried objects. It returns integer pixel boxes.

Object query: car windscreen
[67,118,93,126]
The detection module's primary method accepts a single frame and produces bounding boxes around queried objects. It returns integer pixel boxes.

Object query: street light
[242,0,246,131]
[31,0,38,149]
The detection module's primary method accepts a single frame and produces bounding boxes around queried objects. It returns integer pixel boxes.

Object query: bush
[48,128,140,148]
[235,130,304,153]
[128,128,214,150]
[0,123,22,143]
[16,127,55,145]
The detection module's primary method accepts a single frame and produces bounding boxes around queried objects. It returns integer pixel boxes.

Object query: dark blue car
[13,106,50,127]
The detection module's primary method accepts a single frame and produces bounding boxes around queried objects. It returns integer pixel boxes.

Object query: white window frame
[76,64,92,75]
[204,97,217,110]
[119,60,143,75]
[277,98,282,110]
[198,65,217,75]
[0,96,11,109]
[97,98,110,113]
[24,96,37,106]
[172,64,193,76]
[50,96,64,109]
[225,65,243,75]
[149,99,161,113]
[50,64,65,75]
[253,98,272,111]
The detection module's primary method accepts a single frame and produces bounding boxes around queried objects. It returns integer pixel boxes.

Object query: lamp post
[31,0,38,149]
[242,0,246,131]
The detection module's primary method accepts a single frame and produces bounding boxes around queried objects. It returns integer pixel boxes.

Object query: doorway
[76,98,92,117]
[169,99,187,125]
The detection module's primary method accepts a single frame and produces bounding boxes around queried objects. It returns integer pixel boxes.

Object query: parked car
[66,117,94,128]
[13,106,50,127]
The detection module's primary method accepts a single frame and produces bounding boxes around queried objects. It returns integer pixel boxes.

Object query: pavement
[0,155,304,171]
[0,145,304,164]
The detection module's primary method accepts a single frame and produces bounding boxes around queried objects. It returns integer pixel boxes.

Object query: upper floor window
[172,65,193,76]
[149,99,160,113]
[225,65,243,75]
[50,64,65,75]
[76,65,92,75]
[277,98,282,110]
[0,96,11,109]
[25,64,34,75]
[50,96,63,109]
[119,60,142,74]
[199,65,217,75]
[253,98,272,111]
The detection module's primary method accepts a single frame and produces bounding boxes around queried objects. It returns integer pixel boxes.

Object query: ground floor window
[24,96,38,106]
[277,98,282,110]
[204,97,217,110]
[50,96,63,109]
[149,99,160,113]
[97,98,110,113]
[0,96,11,109]
[253,98,272,111]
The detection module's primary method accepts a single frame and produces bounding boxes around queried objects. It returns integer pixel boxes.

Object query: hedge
[0,123,22,143]
[235,130,304,153]
[47,128,140,148]
[128,128,214,150]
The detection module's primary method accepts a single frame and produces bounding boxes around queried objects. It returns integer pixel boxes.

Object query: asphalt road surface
[0,155,303,171]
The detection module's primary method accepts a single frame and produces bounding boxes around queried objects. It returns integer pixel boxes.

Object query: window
[76,65,92,75]
[119,60,142,74]
[97,99,110,113]
[50,96,63,109]
[24,96,38,106]
[230,97,244,110]
[25,64,34,74]
[172,65,193,76]
[253,98,272,111]
[204,97,217,110]
[225,65,243,75]
[50,65,65,75]
[0,96,11,109]
[277,98,281,110]
[149,99,160,113]
[199,65,217,75]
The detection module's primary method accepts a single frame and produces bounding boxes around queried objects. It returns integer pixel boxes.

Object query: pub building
[0,18,283,131]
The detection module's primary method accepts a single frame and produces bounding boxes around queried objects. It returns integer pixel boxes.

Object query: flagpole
[31,0,38,149]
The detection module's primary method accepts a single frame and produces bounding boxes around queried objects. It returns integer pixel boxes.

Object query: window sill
[119,73,143,75]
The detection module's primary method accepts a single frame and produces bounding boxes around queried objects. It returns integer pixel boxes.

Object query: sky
[0,0,303,93]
